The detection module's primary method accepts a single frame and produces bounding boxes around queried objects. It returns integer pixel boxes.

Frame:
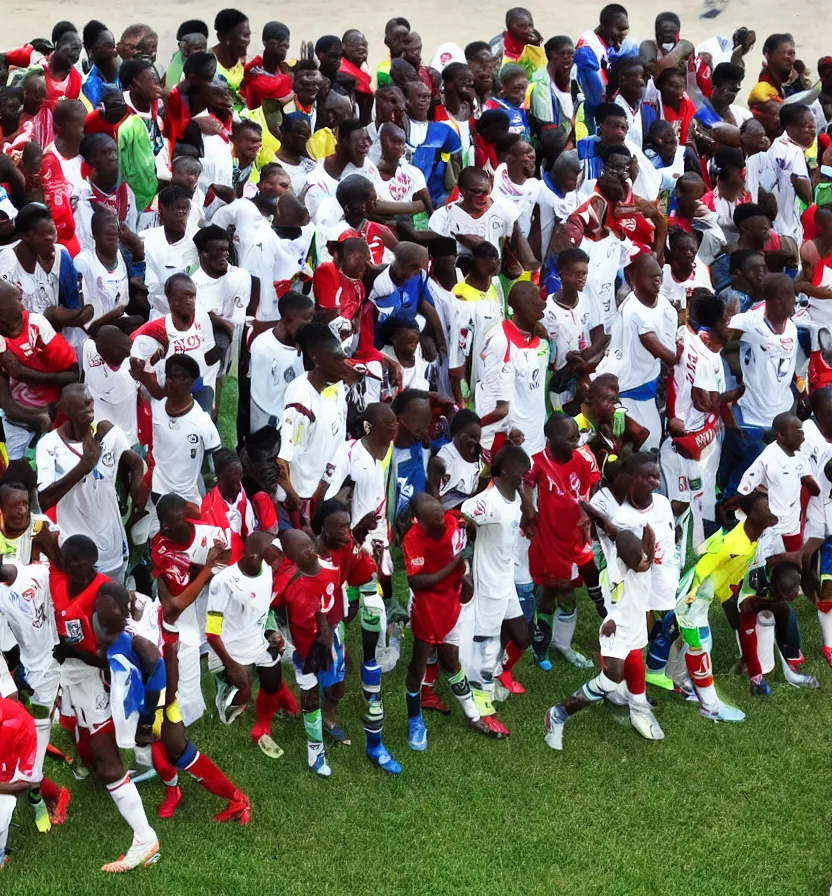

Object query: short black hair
[183,52,217,80]
[714,146,745,175]
[232,118,261,139]
[558,247,590,270]
[712,61,745,86]
[263,21,290,42]
[337,119,365,143]
[213,448,242,475]
[82,19,109,49]
[780,103,813,129]
[52,21,78,45]
[505,6,532,26]
[165,352,200,381]
[762,33,794,55]
[690,291,725,329]
[310,498,350,535]
[336,173,373,207]
[214,8,248,36]
[277,291,314,318]
[729,248,765,275]
[315,35,342,55]
[119,57,153,89]
[79,131,115,163]
[15,202,52,235]
[177,19,209,40]
[600,143,631,163]
[156,492,187,523]
[733,202,768,229]
[391,388,430,416]
[544,35,573,55]
[491,444,531,477]
[61,533,98,564]
[596,102,628,124]
[193,225,231,252]
[464,40,492,61]
[600,3,629,24]
[450,408,481,436]
[379,314,419,347]
[158,184,192,208]
[296,321,340,368]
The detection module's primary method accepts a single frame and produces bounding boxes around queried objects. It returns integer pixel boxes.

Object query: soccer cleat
[645,670,676,691]
[555,647,594,669]
[157,785,182,819]
[420,687,451,714]
[324,723,351,745]
[256,733,285,759]
[544,705,568,751]
[822,645,832,668]
[488,715,510,737]
[700,703,746,723]
[46,787,70,826]
[367,742,402,775]
[630,707,665,741]
[532,652,552,672]
[213,792,250,824]
[30,797,52,833]
[785,671,820,689]
[129,765,157,785]
[496,669,526,694]
[469,717,504,738]
[101,837,160,873]
[750,678,771,697]
[225,704,245,725]
[72,763,90,781]
[309,752,332,778]
[408,715,428,751]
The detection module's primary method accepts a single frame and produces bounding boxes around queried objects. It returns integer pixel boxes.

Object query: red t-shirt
[272,559,341,658]
[3,311,77,407]
[50,568,110,655]
[402,511,468,643]
[240,57,294,109]
[0,696,37,784]
[527,447,598,581]
[312,261,375,354]
[319,542,376,625]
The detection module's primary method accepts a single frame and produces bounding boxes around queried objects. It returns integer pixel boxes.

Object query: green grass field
[3,381,831,895]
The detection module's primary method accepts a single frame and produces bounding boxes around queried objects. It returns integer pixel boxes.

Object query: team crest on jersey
[410,556,425,569]
[451,527,467,554]
[188,433,199,444]
[471,498,488,517]
[678,476,687,492]
[65,619,84,643]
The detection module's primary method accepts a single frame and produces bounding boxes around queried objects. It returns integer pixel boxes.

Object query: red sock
[684,649,713,688]
[40,777,61,801]
[503,640,525,672]
[250,688,280,741]
[75,727,93,768]
[624,650,646,695]
[421,660,439,690]
[151,741,178,785]
[274,681,298,717]
[738,612,763,679]
[185,751,239,802]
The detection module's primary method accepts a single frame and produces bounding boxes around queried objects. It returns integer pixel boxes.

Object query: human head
[710,62,744,112]
[596,144,632,203]
[176,19,210,57]
[363,401,398,445]
[164,353,200,402]
[392,242,429,282]
[816,206,832,243]
[545,413,580,462]
[598,3,630,49]
[165,273,197,322]
[475,109,511,147]
[729,248,767,297]
[156,492,193,543]
[231,119,263,167]
[450,409,482,463]
[391,388,432,442]
[383,16,411,57]
[214,8,251,60]
[587,373,619,421]
[94,324,132,368]
[627,252,663,300]
[342,29,368,68]
[93,581,132,640]
[120,58,162,105]
[183,51,218,86]
[544,35,575,80]
[402,32,424,68]
[811,386,832,435]
[557,247,590,294]
[498,63,528,108]
[621,451,660,502]
[410,491,446,539]
[0,482,32,535]
[733,202,771,249]
[0,281,24,339]
[468,240,501,280]
[654,11,680,51]
[762,273,796,323]
[390,56,419,89]
[674,172,706,218]
[491,443,531,491]
[330,234,370,279]
[465,40,495,94]
[315,35,344,81]
[262,21,290,64]
[158,184,192,237]
[193,224,231,278]
[740,118,770,157]
[296,321,350,381]
[505,139,536,179]
[279,112,313,157]
[21,72,47,116]
[772,412,804,453]
[213,447,244,500]
[713,146,747,202]
[404,79,432,122]
[117,23,150,61]
[690,291,731,343]
[90,206,120,257]
[458,165,493,213]
[737,489,778,533]
[374,86,406,127]
[335,119,371,168]
[380,315,420,361]
[550,150,582,194]
[656,66,687,108]
[770,561,802,602]
[667,229,698,278]
[52,29,83,69]
[52,99,86,148]
[83,21,117,69]
[60,534,99,586]
[507,279,545,330]
[378,122,408,166]
[15,202,57,262]
[780,103,816,149]
[311,498,353,548]
[442,62,475,104]
[276,291,315,342]
[258,163,291,201]
[762,32,795,81]
[645,118,678,163]
[171,155,203,195]
[596,102,629,146]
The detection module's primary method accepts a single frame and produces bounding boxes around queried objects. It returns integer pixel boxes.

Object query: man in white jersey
[74,209,132,331]
[207,531,287,758]
[36,384,147,583]
[82,327,140,445]
[475,281,550,460]
[595,253,677,451]
[661,230,713,312]
[490,140,541,238]
[719,274,798,498]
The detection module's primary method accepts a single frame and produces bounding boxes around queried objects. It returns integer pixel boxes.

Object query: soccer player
[0,558,69,832]
[528,415,601,672]
[50,535,159,872]
[402,492,495,748]
[0,694,38,867]
[94,582,250,823]
[207,531,293,758]
[674,491,778,720]
[151,493,231,726]
[461,445,533,736]
[544,527,664,751]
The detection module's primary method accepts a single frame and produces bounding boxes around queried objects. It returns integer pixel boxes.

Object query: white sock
[694,682,719,712]
[818,609,832,648]
[553,607,577,651]
[133,744,153,769]
[629,690,649,706]
[0,793,15,857]
[33,715,51,784]
[106,774,156,843]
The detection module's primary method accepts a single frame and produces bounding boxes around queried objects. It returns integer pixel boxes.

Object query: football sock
[39,778,61,802]
[303,708,326,768]
[150,741,178,787]
[405,690,421,719]
[624,649,646,696]
[818,603,832,648]
[32,715,51,783]
[532,611,553,659]
[579,671,617,704]
[553,607,578,652]
[586,584,606,618]
[738,612,763,680]
[361,661,385,748]
[105,774,156,842]
[503,640,524,672]
[421,656,439,688]
[446,667,479,721]
[182,747,238,801]
[684,648,719,711]
[251,688,280,740]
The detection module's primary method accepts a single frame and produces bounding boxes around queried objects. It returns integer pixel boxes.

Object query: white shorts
[208,639,279,672]
[23,663,61,710]
[599,610,648,660]
[177,641,206,727]
[60,660,112,733]
[473,590,522,638]
[647,563,680,612]
[660,438,702,503]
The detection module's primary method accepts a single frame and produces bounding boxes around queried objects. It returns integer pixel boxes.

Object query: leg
[300,686,330,777]
[250,661,288,757]
[772,603,819,689]
[531,584,556,668]
[322,679,350,744]
[405,638,433,751]
[623,650,664,741]
[497,613,531,694]
[553,586,594,669]
[420,648,450,714]
[0,794,15,866]
[579,559,606,619]
[436,641,496,737]
[177,641,206,728]
[469,634,509,735]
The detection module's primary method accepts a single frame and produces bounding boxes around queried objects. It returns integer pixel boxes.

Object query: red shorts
[410,594,462,645]
[529,540,594,587]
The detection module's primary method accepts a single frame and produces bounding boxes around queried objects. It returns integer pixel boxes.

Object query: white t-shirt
[150,400,221,503]
[249,330,304,432]
[462,486,522,606]
[382,344,432,392]
[765,134,810,244]
[303,159,379,222]
[81,340,139,444]
[324,438,389,546]
[661,260,712,311]
[0,244,66,315]
[667,327,718,433]
[490,164,541,238]
[0,562,56,676]
[207,561,274,664]
[374,160,426,203]
[738,440,807,535]
[141,225,199,317]
[581,232,635,333]
[278,374,347,499]
[542,291,600,372]
[437,441,481,509]
[281,156,317,195]
[74,182,139,254]
[191,265,251,325]
[596,291,677,392]
[536,181,579,263]
[36,425,131,572]
[74,249,129,323]
[448,285,505,395]
[729,305,797,428]
[475,321,550,456]
[429,198,519,256]
[132,308,219,391]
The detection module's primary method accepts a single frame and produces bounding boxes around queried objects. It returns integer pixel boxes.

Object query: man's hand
[80,428,102,472]
[223,659,249,693]
[0,350,22,378]
[353,509,381,545]
[508,427,525,446]
[600,618,617,638]
[267,630,285,657]
[118,224,145,261]
[206,538,230,570]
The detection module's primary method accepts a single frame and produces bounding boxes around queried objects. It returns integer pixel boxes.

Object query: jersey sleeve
[312,263,340,310]
[278,386,312,463]
[206,575,231,624]
[402,528,426,576]
[199,412,222,453]
[476,328,514,403]
[35,436,59,491]
[461,492,498,526]
[737,454,767,495]
[631,302,658,337]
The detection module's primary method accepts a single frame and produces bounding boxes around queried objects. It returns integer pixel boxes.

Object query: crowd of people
[1,2,832,874]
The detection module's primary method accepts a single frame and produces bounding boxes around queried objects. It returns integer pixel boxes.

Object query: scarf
[340,58,373,95]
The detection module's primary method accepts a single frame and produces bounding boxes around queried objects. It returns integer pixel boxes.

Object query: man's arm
[639,331,677,366]
[38,429,101,511]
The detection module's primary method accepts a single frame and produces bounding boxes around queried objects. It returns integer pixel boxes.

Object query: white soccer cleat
[101,836,160,873]
[544,705,568,751]
[784,669,820,689]
[699,702,745,723]
[630,707,665,741]
[555,647,594,669]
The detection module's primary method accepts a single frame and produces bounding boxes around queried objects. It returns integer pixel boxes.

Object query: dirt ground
[3,0,827,100]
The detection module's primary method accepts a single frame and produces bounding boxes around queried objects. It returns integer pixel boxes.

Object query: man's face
[344,127,371,166]
[386,24,410,57]
[560,260,588,293]
[380,128,406,162]
[93,140,119,180]
[22,77,47,114]
[631,257,663,297]
[739,254,768,292]
[264,36,290,63]
[740,121,769,156]
[510,142,536,177]
[63,388,95,428]
[604,13,630,49]
[233,126,262,161]
[0,490,31,532]
[201,239,230,276]
[402,34,422,67]
[228,20,252,58]
[742,215,772,247]
[598,155,630,201]
[132,68,163,103]
[294,69,321,103]
[767,40,796,79]
[591,385,619,420]
[768,282,796,320]
[508,12,535,45]
[168,284,196,318]
[317,43,343,78]
[547,42,575,77]
[655,17,678,50]
[780,418,805,452]
[56,33,83,67]
[162,199,191,233]
[25,219,58,262]
[787,111,816,149]
[343,33,368,67]
[376,89,405,124]
[660,73,686,106]
[631,462,661,499]
[399,398,432,441]
[501,74,528,108]
[450,67,476,103]
[599,114,628,145]
[669,237,697,271]
[179,33,207,58]
[469,51,495,93]
[711,78,741,109]
[90,31,117,66]
[406,82,432,120]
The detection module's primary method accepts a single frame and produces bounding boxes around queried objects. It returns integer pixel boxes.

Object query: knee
[512,628,531,651]
[300,689,319,712]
